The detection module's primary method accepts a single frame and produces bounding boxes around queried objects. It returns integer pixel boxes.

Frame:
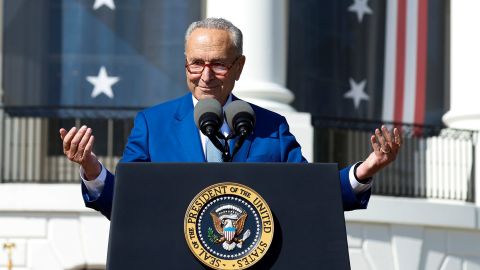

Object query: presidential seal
[184,182,274,270]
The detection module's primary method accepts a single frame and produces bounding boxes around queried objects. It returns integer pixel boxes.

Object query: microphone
[224,100,256,137]
[194,98,223,137]
[224,100,255,158]
[194,98,230,161]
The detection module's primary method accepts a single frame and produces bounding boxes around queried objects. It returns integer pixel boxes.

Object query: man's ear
[235,55,246,81]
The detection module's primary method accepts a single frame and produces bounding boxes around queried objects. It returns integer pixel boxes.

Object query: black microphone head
[224,100,256,136]
[194,98,223,136]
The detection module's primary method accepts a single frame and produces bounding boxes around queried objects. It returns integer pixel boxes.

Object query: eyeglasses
[185,56,241,76]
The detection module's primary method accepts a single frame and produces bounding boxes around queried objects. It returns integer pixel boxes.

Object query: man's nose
[201,65,215,81]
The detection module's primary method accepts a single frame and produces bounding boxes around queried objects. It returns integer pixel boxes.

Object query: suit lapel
[172,93,205,162]
[230,135,252,162]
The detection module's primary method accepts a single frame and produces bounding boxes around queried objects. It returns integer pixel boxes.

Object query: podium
[107,163,351,269]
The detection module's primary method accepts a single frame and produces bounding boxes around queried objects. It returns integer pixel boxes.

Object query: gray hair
[185,17,243,55]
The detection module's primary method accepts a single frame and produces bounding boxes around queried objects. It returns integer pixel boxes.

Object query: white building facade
[1,0,480,269]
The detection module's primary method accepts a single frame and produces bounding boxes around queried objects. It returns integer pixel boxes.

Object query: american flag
[3,0,201,117]
[288,0,449,126]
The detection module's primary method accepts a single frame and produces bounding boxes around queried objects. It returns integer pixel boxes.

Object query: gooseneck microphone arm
[224,100,256,161]
[210,130,231,162]
[218,132,231,162]
[231,135,247,158]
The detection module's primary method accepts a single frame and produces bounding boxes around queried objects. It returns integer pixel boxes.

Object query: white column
[205,0,314,161]
[206,0,294,112]
[442,0,480,205]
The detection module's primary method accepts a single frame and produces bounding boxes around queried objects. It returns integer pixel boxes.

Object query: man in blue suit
[60,18,401,220]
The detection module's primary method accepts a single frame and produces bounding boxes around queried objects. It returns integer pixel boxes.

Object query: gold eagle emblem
[210,204,251,251]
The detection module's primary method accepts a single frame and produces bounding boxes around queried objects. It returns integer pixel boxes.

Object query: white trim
[402,0,419,124]
[0,184,95,213]
[381,0,398,122]
[345,195,479,230]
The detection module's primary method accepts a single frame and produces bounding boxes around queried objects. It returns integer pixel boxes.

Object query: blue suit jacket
[82,93,371,219]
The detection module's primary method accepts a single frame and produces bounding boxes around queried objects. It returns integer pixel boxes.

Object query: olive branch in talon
[207,227,219,243]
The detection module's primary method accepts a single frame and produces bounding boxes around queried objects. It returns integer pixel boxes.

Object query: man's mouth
[198,85,220,91]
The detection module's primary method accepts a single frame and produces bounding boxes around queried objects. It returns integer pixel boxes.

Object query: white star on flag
[93,0,116,10]
[348,0,373,23]
[86,66,119,99]
[344,78,369,109]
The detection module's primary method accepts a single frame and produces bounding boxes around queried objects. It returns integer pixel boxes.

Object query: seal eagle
[210,204,251,250]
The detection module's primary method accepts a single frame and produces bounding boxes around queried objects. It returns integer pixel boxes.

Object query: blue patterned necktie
[206,138,224,162]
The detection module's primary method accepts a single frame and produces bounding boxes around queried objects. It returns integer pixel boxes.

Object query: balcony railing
[313,117,477,202]
[0,107,134,183]
[0,108,477,203]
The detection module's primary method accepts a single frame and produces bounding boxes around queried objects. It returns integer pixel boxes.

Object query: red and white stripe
[224,229,235,241]
[382,0,428,125]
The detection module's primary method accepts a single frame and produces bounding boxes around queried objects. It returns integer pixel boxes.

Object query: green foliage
[207,227,219,243]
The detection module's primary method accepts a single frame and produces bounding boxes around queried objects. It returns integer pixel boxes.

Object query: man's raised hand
[59,126,101,180]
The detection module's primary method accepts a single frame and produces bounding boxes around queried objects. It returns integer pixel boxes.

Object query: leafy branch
[207,227,219,243]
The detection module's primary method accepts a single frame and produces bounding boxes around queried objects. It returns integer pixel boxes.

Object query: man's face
[185,28,245,105]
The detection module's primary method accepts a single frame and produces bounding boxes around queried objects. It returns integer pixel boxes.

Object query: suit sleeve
[82,170,115,219]
[81,111,151,220]
[339,166,371,211]
[122,111,151,162]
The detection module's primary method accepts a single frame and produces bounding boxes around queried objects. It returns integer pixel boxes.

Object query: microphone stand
[207,132,232,162]
[206,128,251,162]
[222,129,250,162]
[231,135,247,157]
